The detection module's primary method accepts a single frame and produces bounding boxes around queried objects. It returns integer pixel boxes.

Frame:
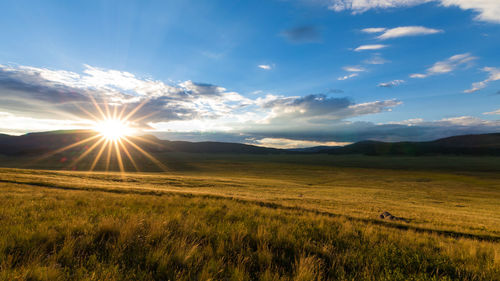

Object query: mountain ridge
[0,130,499,156]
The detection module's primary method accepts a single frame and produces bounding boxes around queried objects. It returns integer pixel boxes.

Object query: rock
[379,211,409,223]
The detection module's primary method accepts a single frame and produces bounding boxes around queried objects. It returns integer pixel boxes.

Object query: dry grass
[0,156,499,280]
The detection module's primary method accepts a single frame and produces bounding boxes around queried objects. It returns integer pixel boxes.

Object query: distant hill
[320,133,500,156]
[0,130,499,158]
[0,130,283,156]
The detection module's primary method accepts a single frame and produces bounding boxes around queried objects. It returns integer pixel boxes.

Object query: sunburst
[34,96,166,176]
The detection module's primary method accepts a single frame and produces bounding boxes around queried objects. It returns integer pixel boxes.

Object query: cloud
[464,67,500,93]
[363,26,443,40]
[361,27,387,33]
[389,116,500,127]
[258,64,272,70]
[0,64,252,126]
[326,0,500,23]
[354,44,388,51]
[281,25,321,43]
[439,0,500,23]
[364,54,390,65]
[158,114,500,144]
[338,73,358,80]
[250,137,352,149]
[484,109,500,115]
[256,94,402,127]
[410,53,477,78]
[378,79,405,87]
[0,63,409,139]
[343,66,366,72]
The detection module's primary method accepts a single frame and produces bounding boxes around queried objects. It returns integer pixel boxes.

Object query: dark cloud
[281,25,321,43]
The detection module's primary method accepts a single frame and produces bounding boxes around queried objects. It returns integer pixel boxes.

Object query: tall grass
[0,182,498,280]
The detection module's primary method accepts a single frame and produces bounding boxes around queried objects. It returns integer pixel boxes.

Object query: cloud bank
[0,64,498,148]
[326,0,500,23]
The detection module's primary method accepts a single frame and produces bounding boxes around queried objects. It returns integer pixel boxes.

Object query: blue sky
[0,0,499,148]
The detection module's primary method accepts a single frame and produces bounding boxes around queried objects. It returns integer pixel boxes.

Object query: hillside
[0,130,282,156]
[321,133,500,156]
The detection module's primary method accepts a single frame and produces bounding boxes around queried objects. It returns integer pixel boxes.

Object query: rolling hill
[0,130,499,158]
[321,133,500,156]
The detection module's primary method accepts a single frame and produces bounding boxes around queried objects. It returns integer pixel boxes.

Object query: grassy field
[0,155,499,280]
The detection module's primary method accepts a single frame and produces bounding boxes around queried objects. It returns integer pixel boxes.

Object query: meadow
[0,154,499,280]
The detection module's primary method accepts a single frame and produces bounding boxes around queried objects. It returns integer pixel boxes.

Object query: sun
[37,99,167,175]
[93,119,133,141]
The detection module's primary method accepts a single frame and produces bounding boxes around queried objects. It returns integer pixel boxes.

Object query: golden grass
[0,159,499,280]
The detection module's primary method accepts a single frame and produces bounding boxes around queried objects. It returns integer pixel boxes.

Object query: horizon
[1,0,499,148]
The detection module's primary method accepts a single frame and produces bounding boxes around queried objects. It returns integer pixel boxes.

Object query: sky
[0,0,499,148]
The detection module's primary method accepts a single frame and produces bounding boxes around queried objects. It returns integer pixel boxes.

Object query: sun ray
[69,136,106,168]
[113,140,126,178]
[28,134,101,166]
[122,136,168,171]
[74,103,101,122]
[90,139,109,171]
[128,135,165,147]
[118,139,140,172]
[117,104,128,120]
[104,101,112,120]
[89,95,107,120]
[105,140,113,172]
[122,98,149,122]
[112,104,118,120]
[130,110,159,124]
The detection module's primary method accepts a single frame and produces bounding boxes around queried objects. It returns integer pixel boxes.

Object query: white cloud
[354,44,388,51]
[409,73,427,78]
[361,27,387,33]
[343,66,366,72]
[464,67,500,93]
[484,109,500,115]
[378,79,405,87]
[440,0,500,23]
[388,116,500,126]
[410,53,476,78]
[251,137,352,149]
[373,26,443,40]
[326,0,500,23]
[258,64,272,70]
[0,64,408,138]
[338,73,359,80]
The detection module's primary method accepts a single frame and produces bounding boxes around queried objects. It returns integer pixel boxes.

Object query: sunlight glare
[94,119,133,141]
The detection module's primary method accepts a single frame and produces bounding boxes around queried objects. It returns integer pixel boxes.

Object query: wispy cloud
[378,79,405,87]
[342,66,365,72]
[484,108,500,115]
[362,26,443,40]
[251,137,351,149]
[280,25,321,43]
[410,53,477,78]
[354,44,388,51]
[338,73,358,80]
[327,0,500,23]
[258,64,273,70]
[361,27,386,33]
[465,67,500,93]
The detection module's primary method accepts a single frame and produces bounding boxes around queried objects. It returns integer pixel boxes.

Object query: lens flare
[33,96,165,175]
[94,119,133,141]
